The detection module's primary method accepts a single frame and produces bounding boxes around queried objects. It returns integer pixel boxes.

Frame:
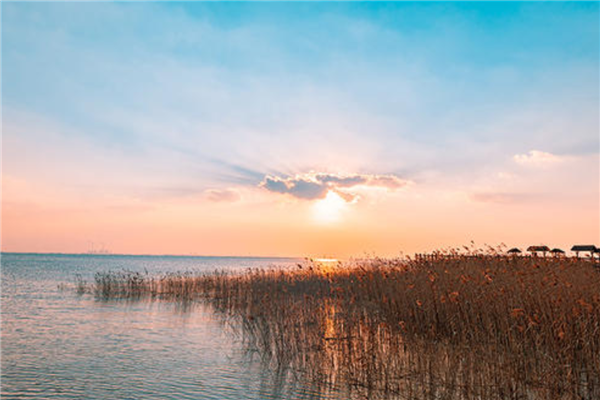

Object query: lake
[1,253,341,400]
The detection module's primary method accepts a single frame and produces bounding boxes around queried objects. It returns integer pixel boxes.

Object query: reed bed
[80,251,600,399]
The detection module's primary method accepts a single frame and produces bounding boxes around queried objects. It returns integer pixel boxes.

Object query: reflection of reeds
[82,252,600,399]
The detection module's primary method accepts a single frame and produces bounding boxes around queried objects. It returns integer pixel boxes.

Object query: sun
[312,191,346,224]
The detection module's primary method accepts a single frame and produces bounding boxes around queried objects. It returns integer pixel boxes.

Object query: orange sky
[3,158,599,257]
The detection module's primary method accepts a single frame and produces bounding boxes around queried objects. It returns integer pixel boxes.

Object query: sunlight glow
[312,191,346,224]
[314,258,339,263]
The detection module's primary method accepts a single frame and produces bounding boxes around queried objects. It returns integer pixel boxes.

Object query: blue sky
[4,3,598,180]
[2,2,599,255]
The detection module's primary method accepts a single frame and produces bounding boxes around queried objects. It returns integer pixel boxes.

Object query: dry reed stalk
[81,252,600,399]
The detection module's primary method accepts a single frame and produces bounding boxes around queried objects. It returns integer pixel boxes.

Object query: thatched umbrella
[571,245,597,258]
[527,245,550,257]
[550,248,565,257]
[507,248,522,256]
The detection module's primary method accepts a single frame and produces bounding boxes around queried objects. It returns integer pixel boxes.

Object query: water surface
[1,253,337,400]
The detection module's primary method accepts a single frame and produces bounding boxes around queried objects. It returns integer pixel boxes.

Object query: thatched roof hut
[571,245,597,252]
[527,245,550,257]
[507,248,522,254]
[527,245,550,252]
[571,245,597,258]
[550,248,565,256]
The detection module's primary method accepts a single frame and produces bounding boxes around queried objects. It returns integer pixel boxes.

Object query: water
[1,253,337,400]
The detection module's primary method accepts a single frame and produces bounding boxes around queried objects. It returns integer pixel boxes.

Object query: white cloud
[513,150,564,167]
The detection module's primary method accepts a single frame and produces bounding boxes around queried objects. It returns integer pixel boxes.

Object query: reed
[82,251,600,399]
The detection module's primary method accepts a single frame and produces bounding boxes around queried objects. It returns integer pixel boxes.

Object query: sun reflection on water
[313,258,339,273]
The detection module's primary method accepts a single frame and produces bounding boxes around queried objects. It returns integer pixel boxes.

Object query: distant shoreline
[0,252,301,259]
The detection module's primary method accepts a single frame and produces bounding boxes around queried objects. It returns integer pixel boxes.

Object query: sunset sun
[312,191,347,224]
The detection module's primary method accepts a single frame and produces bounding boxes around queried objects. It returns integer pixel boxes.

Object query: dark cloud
[262,177,289,194]
[260,172,410,201]
[262,176,328,199]
[289,179,329,199]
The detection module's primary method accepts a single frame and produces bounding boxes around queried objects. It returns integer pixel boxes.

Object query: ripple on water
[1,254,341,400]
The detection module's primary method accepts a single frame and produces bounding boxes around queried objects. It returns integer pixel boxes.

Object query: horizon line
[1,244,598,260]
[0,251,305,259]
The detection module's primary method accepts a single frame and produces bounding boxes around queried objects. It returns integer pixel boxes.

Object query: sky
[2,2,599,257]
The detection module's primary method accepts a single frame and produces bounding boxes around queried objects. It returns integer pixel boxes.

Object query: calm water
[1,253,338,400]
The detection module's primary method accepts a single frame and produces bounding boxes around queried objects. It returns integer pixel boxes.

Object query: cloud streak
[205,188,241,203]
[260,172,410,201]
